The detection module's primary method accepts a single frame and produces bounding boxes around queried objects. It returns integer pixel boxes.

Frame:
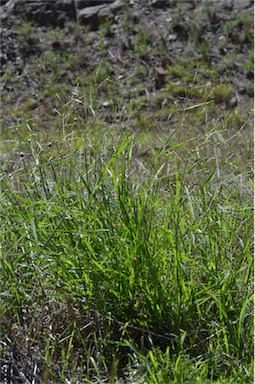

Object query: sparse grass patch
[92,63,113,87]
[37,49,73,77]
[213,84,233,105]
[40,84,70,101]
[133,29,151,59]
[18,20,39,52]
[220,12,253,45]
[1,68,17,83]
[244,47,254,73]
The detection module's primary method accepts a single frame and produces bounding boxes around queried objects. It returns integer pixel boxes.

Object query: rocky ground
[0,0,254,383]
[0,0,253,129]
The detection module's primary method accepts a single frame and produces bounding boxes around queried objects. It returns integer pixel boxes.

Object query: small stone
[0,52,7,65]
[154,66,168,90]
[247,71,254,80]
[101,101,111,107]
[229,96,238,108]
[168,34,177,41]
[151,0,169,9]
[154,66,168,76]
[234,0,251,9]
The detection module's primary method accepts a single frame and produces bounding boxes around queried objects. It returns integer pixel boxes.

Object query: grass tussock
[0,99,253,382]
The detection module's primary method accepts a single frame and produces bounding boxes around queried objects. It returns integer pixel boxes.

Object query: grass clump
[0,113,253,382]
[213,84,233,105]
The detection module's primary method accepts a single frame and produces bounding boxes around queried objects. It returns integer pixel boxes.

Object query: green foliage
[92,62,112,86]
[37,49,72,76]
[219,12,253,49]
[213,84,233,104]
[220,12,252,37]
[0,115,253,382]
[19,20,38,46]
[1,68,16,82]
[157,37,170,60]
[134,29,151,59]
[96,31,106,52]
[100,19,114,37]
[245,48,254,72]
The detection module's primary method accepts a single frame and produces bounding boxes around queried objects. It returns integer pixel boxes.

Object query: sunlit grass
[0,104,253,382]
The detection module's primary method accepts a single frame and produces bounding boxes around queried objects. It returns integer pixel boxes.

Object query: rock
[151,0,170,8]
[205,0,252,11]
[2,0,15,13]
[0,10,8,21]
[229,95,238,108]
[101,100,111,107]
[77,0,123,30]
[234,0,252,9]
[77,5,105,29]
[154,66,168,89]
[75,0,115,9]
[246,71,254,80]
[0,52,7,65]
[1,0,123,28]
[2,0,76,26]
